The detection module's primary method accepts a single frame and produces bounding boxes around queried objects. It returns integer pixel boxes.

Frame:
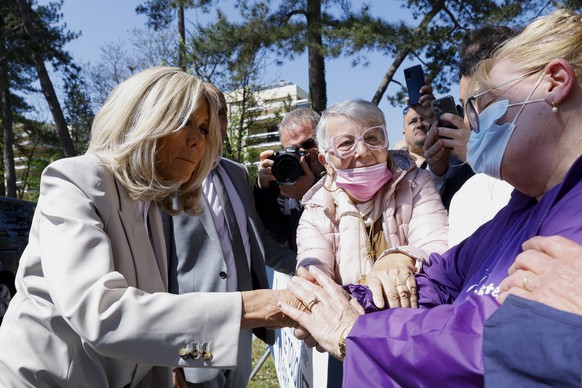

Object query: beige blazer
[0,154,241,388]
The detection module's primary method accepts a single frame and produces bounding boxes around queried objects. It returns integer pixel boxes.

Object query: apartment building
[225,80,310,157]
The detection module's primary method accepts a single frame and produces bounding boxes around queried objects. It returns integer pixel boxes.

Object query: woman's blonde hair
[473,9,582,89]
[87,66,222,215]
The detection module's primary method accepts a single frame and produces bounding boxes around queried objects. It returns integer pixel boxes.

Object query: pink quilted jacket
[296,151,449,285]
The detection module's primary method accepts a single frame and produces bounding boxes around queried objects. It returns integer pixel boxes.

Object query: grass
[248,338,280,388]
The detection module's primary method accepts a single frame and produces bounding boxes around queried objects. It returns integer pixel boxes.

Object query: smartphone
[403,65,425,105]
[431,95,460,128]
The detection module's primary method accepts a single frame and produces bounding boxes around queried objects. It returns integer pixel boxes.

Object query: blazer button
[179,348,191,359]
[201,350,213,361]
[219,271,227,279]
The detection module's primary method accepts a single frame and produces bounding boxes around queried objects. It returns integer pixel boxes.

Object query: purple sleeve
[416,241,468,308]
[345,240,474,311]
[343,294,499,387]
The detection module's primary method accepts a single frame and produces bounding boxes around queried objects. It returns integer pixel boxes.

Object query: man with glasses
[401,85,474,211]
[255,108,325,252]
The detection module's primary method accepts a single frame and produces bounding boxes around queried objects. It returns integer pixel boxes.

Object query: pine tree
[0,0,79,198]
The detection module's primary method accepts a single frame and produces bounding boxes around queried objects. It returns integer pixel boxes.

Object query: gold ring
[307,296,320,310]
[522,276,530,292]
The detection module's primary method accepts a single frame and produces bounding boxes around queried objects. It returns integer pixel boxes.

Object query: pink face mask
[335,162,393,202]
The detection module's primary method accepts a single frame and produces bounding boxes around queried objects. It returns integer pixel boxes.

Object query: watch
[338,324,354,361]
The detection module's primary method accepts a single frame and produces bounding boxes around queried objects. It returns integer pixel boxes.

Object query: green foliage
[12,118,61,201]
[191,0,577,108]
[355,0,579,105]
[30,0,80,71]
[10,0,581,200]
[64,70,94,154]
[224,85,263,163]
[0,0,79,197]
[136,0,217,30]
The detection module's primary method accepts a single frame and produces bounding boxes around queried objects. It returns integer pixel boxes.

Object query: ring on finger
[307,296,320,311]
[522,276,530,292]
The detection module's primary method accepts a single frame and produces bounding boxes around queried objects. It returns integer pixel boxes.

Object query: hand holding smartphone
[431,95,461,128]
[403,65,426,106]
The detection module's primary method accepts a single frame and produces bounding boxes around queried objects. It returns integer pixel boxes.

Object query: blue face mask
[466,74,545,179]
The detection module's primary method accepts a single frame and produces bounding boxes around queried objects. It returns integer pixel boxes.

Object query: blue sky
[37,0,454,146]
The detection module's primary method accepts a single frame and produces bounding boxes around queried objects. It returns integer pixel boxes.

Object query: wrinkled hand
[272,288,310,328]
[296,266,317,283]
[293,267,365,351]
[278,266,363,360]
[366,253,417,309]
[172,368,187,388]
[293,298,365,354]
[498,236,582,315]
[279,156,316,200]
[257,150,276,189]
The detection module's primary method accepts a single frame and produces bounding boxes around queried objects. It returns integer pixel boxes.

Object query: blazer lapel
[115,182,167,293]
[148,205,169,291]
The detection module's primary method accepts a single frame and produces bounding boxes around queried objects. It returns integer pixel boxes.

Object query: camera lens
[272,152,302,186]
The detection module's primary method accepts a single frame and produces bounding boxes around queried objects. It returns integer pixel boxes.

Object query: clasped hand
[278,266,364,360]
[366,252,418,309]
[497,235,582,315]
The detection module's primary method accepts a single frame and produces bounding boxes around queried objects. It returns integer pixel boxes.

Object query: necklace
[358,213,377,284]
[365,220,377,259]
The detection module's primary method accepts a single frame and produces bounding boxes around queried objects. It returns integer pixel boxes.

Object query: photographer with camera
[254,108,325,252]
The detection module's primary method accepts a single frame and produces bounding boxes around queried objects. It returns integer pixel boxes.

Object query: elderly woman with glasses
[296,99,449,310]
[280,9,582,386]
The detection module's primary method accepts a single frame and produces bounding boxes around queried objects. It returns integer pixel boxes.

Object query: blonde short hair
[474,9,582,89]
[88,66,222,215]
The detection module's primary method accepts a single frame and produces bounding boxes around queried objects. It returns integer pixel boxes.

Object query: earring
[552,102,559,113]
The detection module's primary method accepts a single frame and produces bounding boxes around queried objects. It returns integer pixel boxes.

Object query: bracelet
[338,324,354,361]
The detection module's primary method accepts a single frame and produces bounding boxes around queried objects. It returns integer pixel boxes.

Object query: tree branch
[371,0,445,105]
[281,9,309,24]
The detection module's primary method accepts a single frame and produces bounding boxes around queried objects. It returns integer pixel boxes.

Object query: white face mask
[466,74,545,179]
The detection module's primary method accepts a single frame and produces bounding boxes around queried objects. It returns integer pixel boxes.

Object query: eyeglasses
[326,125,388,158]
[465,69,540,133]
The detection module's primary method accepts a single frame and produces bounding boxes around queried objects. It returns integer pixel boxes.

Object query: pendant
[358,274,367,284]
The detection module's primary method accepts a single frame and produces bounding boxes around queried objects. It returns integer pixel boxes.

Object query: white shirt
[448,173,513,246]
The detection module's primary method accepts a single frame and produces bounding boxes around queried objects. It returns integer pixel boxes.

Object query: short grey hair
[278,108,321,145]
[316,99,386,152]
[88,66,222,215]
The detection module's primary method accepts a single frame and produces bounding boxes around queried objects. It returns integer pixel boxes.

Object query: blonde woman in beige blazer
[0,67,300,387]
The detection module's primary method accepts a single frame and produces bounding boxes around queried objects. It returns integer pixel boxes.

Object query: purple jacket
[343,155,582,387]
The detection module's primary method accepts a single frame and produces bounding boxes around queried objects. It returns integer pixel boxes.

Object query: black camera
[269,146,307,186]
